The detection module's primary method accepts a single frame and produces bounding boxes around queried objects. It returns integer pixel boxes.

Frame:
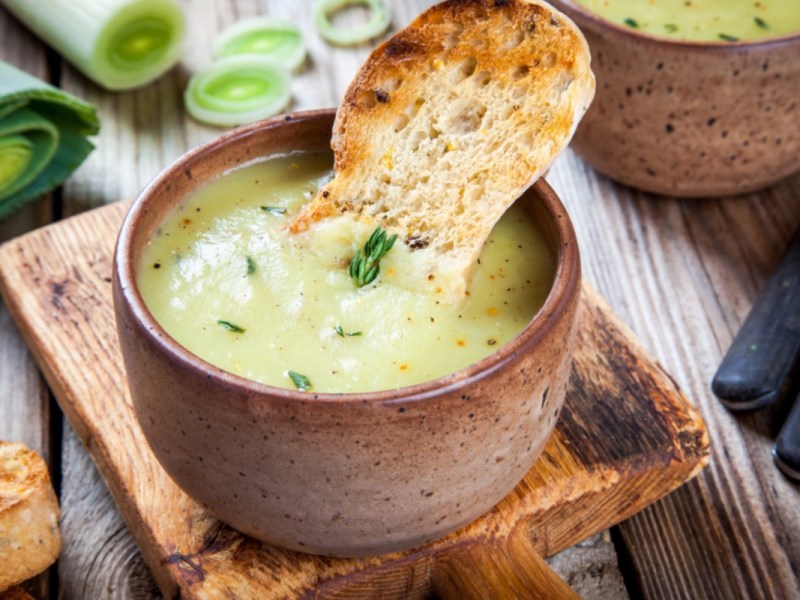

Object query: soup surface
[138,152,555,393]
[575,0,800,41]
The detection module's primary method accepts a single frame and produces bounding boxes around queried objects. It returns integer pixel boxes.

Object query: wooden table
[1,1,797,599]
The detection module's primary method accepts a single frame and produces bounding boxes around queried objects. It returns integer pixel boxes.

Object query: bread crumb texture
[0,442,61,592]
[293,0,594,300]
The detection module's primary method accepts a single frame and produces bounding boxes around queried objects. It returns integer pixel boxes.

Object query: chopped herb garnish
[246,255,256,274]
[288,370,312,391]
[349,227,398,287]
[335,325,363,337]
[261,206,286,215]
[718,33,739,42]
[217,319,245,333]
[623,17,639,29]
[664,23,679,33]
[754,16,769,30]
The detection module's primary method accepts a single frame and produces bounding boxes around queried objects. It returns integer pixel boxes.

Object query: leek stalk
[0,62,99,219]
[0,0,185,91]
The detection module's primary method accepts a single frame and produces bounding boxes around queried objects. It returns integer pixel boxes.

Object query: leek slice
[213,17,307,73]
[1,0,185,91]
[0,62,99,219]
[184,56,291,127]
[313,0,391,46]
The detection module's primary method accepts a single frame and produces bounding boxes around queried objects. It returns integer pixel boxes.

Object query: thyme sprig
[349,227,397,287]
[217,319,245,333]
[261,205,286,215]
[335,325,363,337]
[288,370,312,391]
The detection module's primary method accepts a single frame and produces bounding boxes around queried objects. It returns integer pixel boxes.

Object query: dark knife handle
[774,388,800,481]
[712,230,800,411]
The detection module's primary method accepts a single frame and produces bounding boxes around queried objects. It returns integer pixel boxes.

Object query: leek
[0,62,99,219]
[213,17,307,73]
[313,0,391,46]
[184,55,291,127]
[0,0,185,91]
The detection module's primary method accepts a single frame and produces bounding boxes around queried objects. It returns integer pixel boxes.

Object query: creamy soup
[575,0,800,41]
[138,152,555,394]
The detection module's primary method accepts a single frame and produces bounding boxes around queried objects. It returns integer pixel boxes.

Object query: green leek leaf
[0,61,99,219]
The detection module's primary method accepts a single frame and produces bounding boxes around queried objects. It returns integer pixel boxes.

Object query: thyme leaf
[261,206,286,215]
[664,23,678,33]
[754,16,769,30]
[349,227,397,287]
[718,33,739,42]
[217,319,245,333]
[623,17,639,29]
[335,325,363,337]
[246,255,256,274]
[288,370,312,391]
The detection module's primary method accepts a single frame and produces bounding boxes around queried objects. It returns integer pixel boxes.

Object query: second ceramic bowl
[551,0,800,197]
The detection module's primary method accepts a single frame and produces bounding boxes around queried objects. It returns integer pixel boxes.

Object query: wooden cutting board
[0,201,708,599]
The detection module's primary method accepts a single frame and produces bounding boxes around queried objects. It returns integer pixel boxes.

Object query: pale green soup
[575,0,800,41]
[138,152,555,394]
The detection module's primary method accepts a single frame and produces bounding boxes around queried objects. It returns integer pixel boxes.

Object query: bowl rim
[551,0,800,50]
[114,108,581,407]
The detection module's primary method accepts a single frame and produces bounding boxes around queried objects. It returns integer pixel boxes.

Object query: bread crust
[292,0,594,300]
[0,442,61,592]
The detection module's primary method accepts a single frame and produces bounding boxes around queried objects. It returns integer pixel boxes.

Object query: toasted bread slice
[292,0,594,301]
[0,442,61,592]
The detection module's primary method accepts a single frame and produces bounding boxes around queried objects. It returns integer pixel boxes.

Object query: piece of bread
[292,0,594,301]
[0,441,61,592]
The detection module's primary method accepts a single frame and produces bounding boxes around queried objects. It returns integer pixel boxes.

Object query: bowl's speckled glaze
[112,110,581,557]
[551,0,800,197]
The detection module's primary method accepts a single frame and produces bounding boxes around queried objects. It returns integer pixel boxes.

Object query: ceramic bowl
[112,109,581,557]
[550,0,800,197]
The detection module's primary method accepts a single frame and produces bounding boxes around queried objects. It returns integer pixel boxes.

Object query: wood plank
[0,1,54,464]
[0,200,707,599]
[548,151,800,598]
[0,7,57,600]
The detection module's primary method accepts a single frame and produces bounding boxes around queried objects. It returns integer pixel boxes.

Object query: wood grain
[0,200,707,599]
[2,0,796,597]
[548,153,800,599]
[0,9,57,600]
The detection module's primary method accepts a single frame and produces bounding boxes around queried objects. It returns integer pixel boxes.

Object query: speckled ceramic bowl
[550,0,800,197]
[113,109,581,557]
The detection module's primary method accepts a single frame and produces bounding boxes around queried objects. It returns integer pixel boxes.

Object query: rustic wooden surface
[0,200,706,599]
[1,0,798,598]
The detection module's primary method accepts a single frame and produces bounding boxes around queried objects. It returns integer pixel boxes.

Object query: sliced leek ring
[213,17,307,73]
[313,0,391,46]
[184,55,291,127]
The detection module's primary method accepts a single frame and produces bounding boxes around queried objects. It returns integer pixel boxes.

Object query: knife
[712,230,800,411]
[774,386,800,481]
